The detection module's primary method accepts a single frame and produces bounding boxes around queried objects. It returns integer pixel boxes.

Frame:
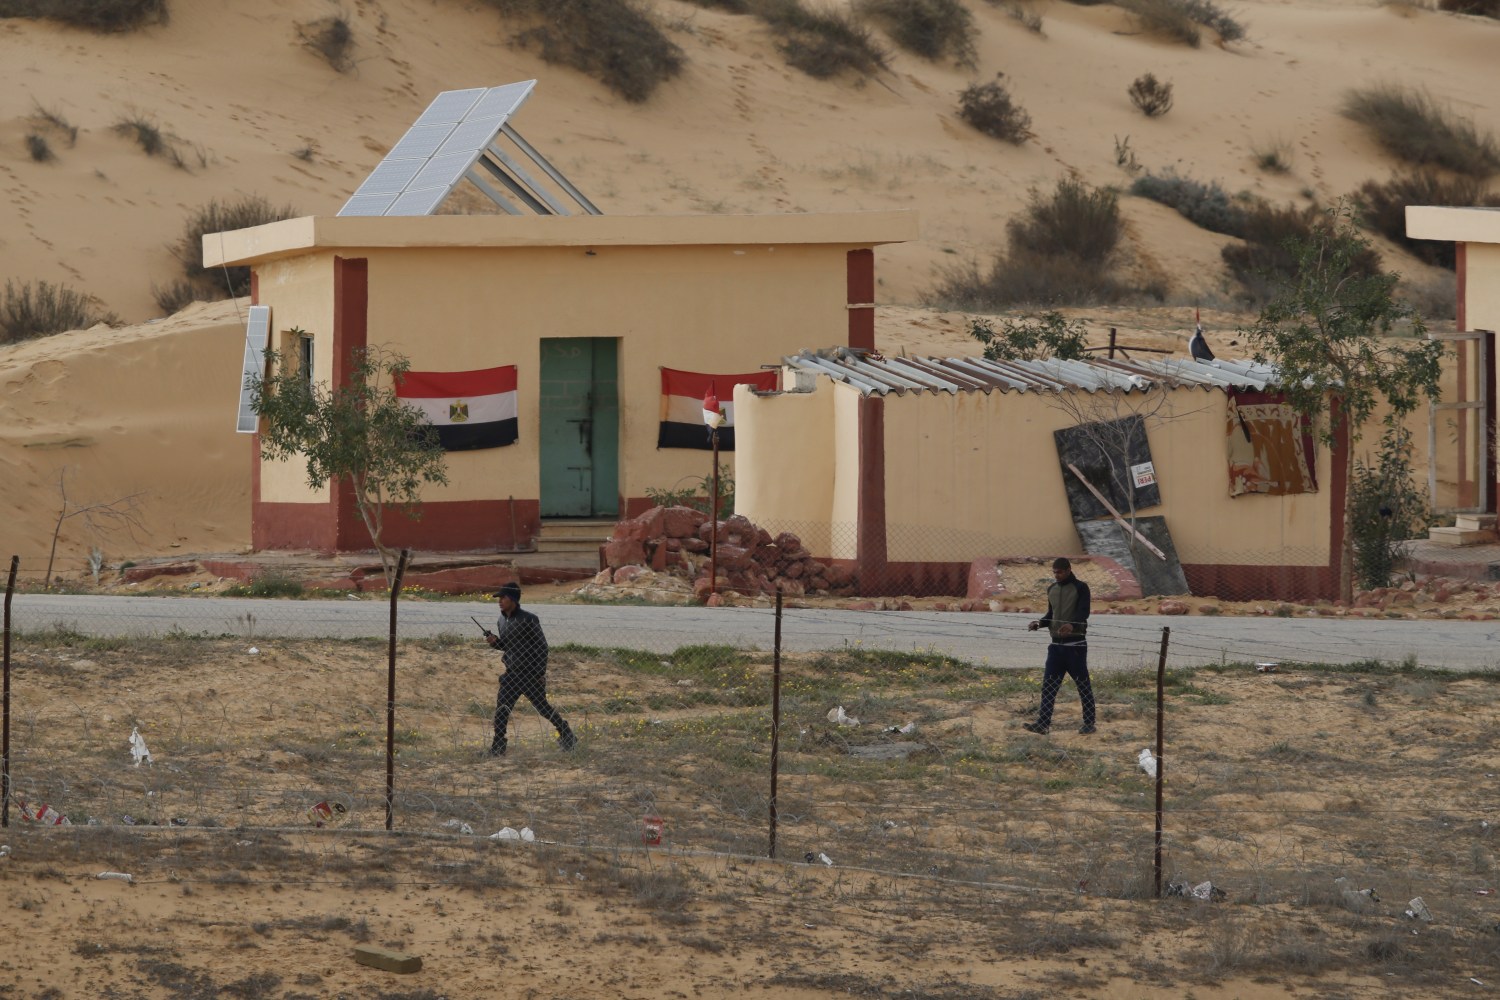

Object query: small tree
[969,310,1088,361]
[1349,425,1429,590]
[1241,207,1444,602]
[250,344,449,587]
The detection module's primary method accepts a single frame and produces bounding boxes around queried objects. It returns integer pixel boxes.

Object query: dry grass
[3,625,1499,994]
[0,279,117,342]
[1343,83,1500,178]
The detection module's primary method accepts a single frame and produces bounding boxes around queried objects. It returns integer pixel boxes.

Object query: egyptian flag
[396,365,518,451]
[658,367,777,450]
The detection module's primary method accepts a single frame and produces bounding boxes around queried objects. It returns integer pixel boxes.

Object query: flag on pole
[396,365,518,451]
[703,383,726,430]
[658,367,777,450]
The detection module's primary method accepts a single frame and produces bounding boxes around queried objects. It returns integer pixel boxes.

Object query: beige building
[1407,206,1499,515]
[734,351,1343,600]
[204,212,915,552]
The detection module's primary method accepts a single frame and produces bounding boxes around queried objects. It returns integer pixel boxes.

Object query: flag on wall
[658,367,777,450]
[396,365,518,451]
[1226,388,1317,496]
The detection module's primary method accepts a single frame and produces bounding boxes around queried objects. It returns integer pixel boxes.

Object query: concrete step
[533,536,606,554]
[1427,526,1497,547]
[538,519,615,541]
[1455,514,1497,532]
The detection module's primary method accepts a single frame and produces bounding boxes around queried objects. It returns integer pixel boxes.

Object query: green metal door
[539,338,619,518]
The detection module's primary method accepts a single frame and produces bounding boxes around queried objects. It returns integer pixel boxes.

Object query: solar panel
[337,81,600,218]
[235,305,272,434]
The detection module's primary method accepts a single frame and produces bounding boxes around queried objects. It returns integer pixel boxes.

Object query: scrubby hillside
[1,0,1496,326]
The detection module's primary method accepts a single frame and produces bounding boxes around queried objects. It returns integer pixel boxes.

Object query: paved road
[9,594,1500,672]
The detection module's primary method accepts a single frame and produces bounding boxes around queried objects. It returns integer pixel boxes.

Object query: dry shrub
[1438,0,1499,14]
[30,102,78,146]
[1128,73,1173,117]
[927,177,1130,308]
[1355,170,1500,269]
[0,0,167,31]
[1131,171,1247,237]
[484,0,684,102]
[112,114,167,157]
[854,0,976,67]
[681,0,752,8]
[957,74,1031,144]
[298,14,355,73]
[1342,84,1500,178]
[0,280,117,343]
[170,196,299,298]
[1119,0,1200,45]
[25,133,54,162]
[1221,202,1383,305]
[757,0,889,80]
[151,279,217,317]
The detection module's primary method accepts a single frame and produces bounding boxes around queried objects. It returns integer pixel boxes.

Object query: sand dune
[0,0,1493,570]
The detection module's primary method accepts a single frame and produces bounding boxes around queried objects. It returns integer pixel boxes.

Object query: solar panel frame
[235,305,272,434]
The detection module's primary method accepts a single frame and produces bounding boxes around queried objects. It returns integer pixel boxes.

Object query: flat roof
[1406,206,1500,244]
[203,211,919,268]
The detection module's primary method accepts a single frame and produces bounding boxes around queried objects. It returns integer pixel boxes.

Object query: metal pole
[769,587,783,859]
[710,429,720,596]
[1153,626,1170,898]
[2,555,17,828]
[385,548,410,832]
[1108,328,1118,360]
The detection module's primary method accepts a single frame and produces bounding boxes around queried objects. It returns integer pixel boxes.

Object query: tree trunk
[351,477,397,589]
[1339,432,1356,604]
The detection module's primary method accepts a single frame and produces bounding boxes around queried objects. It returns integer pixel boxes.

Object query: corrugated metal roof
[779,348,1279,396]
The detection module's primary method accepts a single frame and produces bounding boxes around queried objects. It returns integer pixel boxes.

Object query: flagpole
[710,427,719,597]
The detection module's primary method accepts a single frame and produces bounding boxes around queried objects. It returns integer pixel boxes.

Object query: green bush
[0,0,167,32]
[226,569,306,599]
[1342,84,1500,178]
[854,0,975,67]
[1350,426,1428,591]
[1130,171,1247,237]
[758,0,889,80]
[957,75,1031,144]
[645,472,735,516]
[928,249,1130,309]
[170,195,297,298]
[968,311,1088,361]
[1355,171,1500,269]
[1008,176,1122,266]
[0,280,117,343]
[484,0,684,102]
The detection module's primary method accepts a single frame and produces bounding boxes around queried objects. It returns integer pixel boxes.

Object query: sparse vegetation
[998,1,1045,32]
[25,132,54,162]
[1342,83,1500,178]
[0,279,117,343]
[1128,73,1173,117]
[928,177,1129,308]
[1222,201,1381,306]
[969,310,1089,361]
[0,0,168,32]
[854,0,976,67]
[1354,170,1500,268]
[681,0,752,9]
[151,278,217,317]
[224,569,306,599]
[297,13,355,73]
[1437,0,1499,15]
[957,74,1031,144]
[30,102,78,145]
[1131,171,1248,237]
[757,0,889,81]
[1119,0,1244,45]
[112,113,167,157]
[1253,136,1293,174]
[483,0,685,102]
[169,195,298,300]
[1350,425,1429,591]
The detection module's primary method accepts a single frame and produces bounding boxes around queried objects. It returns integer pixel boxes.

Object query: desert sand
[2,3,1499,995]
[1,0,1495,572]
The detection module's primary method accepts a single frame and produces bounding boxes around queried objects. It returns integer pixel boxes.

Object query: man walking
[1024,557,1097,735]
[484,582,576,756]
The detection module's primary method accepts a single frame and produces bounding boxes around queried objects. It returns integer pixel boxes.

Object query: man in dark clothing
[1024,557,1097,735]
[484,582,576,757]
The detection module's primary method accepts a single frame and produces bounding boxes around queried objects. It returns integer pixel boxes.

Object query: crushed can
[642,815,664,846]
[307,800,348,828]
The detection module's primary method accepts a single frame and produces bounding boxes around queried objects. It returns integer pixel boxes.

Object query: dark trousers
[493,671,570,747]
[1038,643,1095,728]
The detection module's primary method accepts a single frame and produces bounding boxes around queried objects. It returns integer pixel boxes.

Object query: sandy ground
[1,635,1497,998]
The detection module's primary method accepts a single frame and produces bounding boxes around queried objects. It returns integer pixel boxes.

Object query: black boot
[488,735,507,757]
[558,723,577,751]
